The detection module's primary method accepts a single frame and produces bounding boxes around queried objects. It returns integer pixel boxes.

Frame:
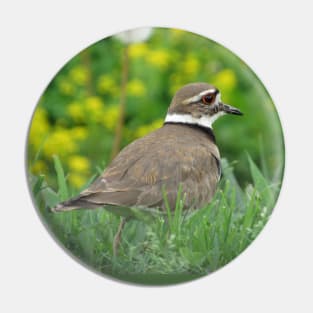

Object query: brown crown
[169,83,216,110]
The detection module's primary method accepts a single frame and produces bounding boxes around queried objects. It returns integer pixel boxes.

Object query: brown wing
[73,124,220,211]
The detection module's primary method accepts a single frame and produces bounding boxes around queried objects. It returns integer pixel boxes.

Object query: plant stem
[81,49,94,96]
[111,45,129,160]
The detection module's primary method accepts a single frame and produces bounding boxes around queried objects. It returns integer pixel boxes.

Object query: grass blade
[53,155,68,201]
[32,174,45,197]
[247,154,274,207]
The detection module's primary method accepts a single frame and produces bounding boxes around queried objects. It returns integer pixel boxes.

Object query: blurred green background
[27,27,284,193]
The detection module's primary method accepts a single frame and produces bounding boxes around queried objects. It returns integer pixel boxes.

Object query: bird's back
[74,123,221,211]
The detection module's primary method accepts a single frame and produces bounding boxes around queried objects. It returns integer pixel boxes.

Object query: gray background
[1,0,312,312]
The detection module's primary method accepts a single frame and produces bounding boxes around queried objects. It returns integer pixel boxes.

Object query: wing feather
[60,124,220,211]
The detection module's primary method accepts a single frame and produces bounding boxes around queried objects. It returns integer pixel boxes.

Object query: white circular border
[1,1,312,312]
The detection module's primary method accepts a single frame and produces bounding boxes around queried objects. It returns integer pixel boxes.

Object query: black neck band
[164,122,216,143]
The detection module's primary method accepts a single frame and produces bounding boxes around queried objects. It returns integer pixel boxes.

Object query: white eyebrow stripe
[182,88,217,104]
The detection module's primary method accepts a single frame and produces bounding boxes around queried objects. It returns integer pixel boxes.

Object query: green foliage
[27,28,284,192]
[31,155,278,285]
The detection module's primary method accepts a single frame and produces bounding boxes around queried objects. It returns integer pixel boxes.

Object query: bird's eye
[202,94,214,105]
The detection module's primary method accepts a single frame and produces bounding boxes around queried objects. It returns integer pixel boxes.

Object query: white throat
[164,112,224,129]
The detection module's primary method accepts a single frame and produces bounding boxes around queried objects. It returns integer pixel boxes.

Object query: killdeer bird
[51,82,242,254]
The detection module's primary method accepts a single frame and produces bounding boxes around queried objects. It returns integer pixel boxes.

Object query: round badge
[26,27,284,285]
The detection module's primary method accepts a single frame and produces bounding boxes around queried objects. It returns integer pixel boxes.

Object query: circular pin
[26,27,284,285]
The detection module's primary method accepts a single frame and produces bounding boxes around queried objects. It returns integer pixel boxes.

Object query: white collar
[164,112,224,129]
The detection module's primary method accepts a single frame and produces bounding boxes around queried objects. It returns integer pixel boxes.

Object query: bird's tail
[50,202,79,212]
[50,197,99,212]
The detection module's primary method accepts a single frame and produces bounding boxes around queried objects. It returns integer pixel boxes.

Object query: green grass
[29,155,280,285]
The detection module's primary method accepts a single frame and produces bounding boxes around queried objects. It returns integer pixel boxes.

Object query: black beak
[221,103,243,116]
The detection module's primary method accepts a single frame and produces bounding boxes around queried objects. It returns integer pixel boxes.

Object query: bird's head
[165,82,243,128]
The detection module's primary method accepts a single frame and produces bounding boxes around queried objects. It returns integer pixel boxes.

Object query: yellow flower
[213,69,237,91]
[68,97,104,123]
[43,128,77,157]
[85,96,103,111]
[102,106,119,130]
[127,79,146,96]
[128,43,149,58]
[183,55,199,75]
[67,101,84,122]
[31,160,47,175]
[70,127,88,141]
[97,75,118,95]
[68,155,90,173]
[58,78,75,96]
[146,49,170,69]
[85,96,105,122]
[29,107,50,148]
[134,118,163,138]
[68,173,86,189]
[69,66,89,85]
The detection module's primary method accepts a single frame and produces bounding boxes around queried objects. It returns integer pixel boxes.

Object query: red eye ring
[202,94,214,104]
